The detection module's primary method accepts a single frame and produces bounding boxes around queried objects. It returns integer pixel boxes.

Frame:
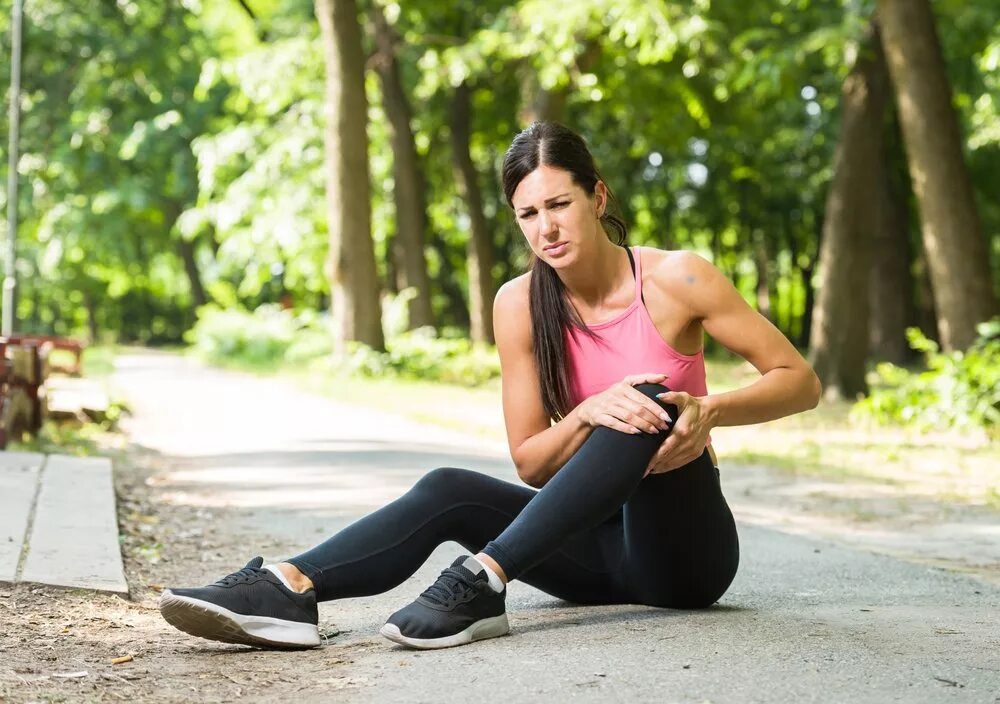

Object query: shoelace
[214,565,268,587]
[420,566,479,606]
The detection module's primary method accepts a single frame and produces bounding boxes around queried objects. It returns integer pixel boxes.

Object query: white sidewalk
[0,451,127,594]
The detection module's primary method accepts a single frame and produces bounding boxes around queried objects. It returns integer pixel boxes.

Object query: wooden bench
[3,334,85,376]
[0,340,44,447]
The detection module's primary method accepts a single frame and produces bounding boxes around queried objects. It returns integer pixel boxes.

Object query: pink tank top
[564,247,711,441]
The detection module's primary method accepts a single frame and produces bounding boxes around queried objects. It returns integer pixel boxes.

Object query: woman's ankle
[474,553,508,585]
[277,562,315,594]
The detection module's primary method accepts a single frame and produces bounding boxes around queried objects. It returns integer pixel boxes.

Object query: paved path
[111,351,1000,703]
[0,451,126,593]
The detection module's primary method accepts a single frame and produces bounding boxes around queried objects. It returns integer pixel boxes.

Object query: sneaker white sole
[159,590,321,649]
[379,613,510,650]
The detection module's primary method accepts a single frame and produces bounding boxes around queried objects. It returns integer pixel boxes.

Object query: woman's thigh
[622,449,740,608]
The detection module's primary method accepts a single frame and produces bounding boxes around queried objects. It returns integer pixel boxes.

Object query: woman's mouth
[543,241,568,256]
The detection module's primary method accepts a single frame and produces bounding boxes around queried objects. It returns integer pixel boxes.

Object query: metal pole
[4,0,24,336]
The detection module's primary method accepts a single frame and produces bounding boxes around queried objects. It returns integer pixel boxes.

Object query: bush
[187,304,327,368]
[852,319,1000,437]
[187,305,500,386]
[341,328,500,386]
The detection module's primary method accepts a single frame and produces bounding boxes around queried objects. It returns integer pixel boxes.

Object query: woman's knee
[632,382,669,397]
[412,466,492,499]
[632,383,677,418]
[415,466,474,487]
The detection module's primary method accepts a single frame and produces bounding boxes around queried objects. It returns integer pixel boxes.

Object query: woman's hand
[577,373,674,435]
[645,391,715,475]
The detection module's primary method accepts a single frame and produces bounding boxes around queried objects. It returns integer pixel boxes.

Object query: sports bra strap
[625,245,645,304]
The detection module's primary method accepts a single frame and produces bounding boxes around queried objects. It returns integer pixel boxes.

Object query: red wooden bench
[0,339,45,448]
[3,334,85,376]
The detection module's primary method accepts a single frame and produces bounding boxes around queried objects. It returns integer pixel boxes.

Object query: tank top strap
[631,246,644,304]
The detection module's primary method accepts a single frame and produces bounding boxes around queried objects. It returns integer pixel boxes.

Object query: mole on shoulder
[685,275,696,284]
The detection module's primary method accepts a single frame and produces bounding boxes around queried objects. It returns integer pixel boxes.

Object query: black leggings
[286,384,739,609]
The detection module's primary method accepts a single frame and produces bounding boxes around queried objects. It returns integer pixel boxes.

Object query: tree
[869,113,917,364]
[371,4,434,330]
[878,0,998,350]
[809,23,889,399]
[450,81,495,344]
[315,0,384,351]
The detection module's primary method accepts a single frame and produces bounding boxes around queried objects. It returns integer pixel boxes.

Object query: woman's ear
[595,181,608,217]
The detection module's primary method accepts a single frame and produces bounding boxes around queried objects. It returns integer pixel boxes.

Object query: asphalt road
[112,351,1000,704]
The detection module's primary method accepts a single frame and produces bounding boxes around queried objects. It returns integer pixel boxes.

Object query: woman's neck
[557,235,630,309]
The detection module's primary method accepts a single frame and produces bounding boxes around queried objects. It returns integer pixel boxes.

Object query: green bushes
[852,320,999,437]
[341,330,500,386]
[186,304,328,367]
[187,304,500,386]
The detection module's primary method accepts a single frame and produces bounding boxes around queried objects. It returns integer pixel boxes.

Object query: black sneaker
[159,557,320,648]
[380,556,509,649]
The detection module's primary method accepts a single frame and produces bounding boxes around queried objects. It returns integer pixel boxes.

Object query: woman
[159,122,821,651]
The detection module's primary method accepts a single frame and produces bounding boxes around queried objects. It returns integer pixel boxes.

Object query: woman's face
[511,164,606,268]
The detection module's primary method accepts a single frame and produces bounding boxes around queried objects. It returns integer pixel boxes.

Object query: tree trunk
[177,238,208,309]
[869,125,916,365]
[164,201,208,311]
[316,0,384,351]
[913,248,939,341]
[877,0,997,350]
[753,232,771,322]
[519,71,568,125]
[809,24,888,399]
[371,5,434,330]
[83,289,99,343]
[450,82,495,345]
[518,42,600,125]
[797,208,823,348]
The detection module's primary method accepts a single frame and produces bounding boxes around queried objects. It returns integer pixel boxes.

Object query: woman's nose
[537,209,556,236]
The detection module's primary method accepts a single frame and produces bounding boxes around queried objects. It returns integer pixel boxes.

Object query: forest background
[1,0,998,451]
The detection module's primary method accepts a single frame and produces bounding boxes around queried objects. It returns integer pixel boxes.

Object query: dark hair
[501,121,629,422]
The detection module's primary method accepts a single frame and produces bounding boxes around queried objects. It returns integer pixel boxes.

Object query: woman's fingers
[623,372,668,386]
[597,414,643,435]
[611,401,663,434]
[620,386,673,427]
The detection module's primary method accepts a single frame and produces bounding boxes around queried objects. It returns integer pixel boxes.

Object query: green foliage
[3,0,999,384]
[187,303,500,386]
[187,304,331,367]
[852,320,1000,436]
[342,329,501,386]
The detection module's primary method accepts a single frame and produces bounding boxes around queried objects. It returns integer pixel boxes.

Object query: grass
[712,396,1000,508]
[8,419,115,456]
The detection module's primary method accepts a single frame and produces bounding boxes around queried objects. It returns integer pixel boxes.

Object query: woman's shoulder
[493,273,533,344]
[638,247,718,290]
[495,271,532,307]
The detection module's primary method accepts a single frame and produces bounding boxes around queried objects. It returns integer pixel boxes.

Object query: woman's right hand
[576,373,674,435]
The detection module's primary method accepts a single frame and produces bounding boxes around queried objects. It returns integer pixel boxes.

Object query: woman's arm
[648,251,822,471]
[683,252,821,425]
[493,277,593,488]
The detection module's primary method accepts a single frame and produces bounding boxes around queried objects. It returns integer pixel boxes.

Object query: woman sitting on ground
[159,121,821,650]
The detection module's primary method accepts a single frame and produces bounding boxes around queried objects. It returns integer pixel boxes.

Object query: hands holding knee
[645,391,714,475]
[576,373,674,436]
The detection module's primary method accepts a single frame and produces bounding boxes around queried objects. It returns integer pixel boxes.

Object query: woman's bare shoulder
[639,247,717,290]
[494,272,532,316]
[493,273,533,343]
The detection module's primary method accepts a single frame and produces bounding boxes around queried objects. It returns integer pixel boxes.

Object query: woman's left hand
[645,391,714,475]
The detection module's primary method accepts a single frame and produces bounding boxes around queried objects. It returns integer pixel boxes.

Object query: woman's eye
[553,201,569,208]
